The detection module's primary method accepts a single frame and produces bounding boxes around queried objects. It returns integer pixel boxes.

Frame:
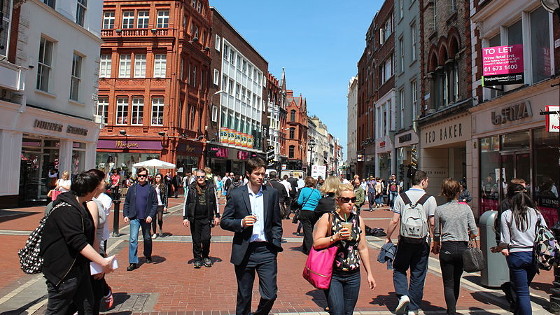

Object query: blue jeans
[393,240,429,311]
[507,251,537,315]
[328,269,361,315]
[129,218,152,264]
[389,191,399,208]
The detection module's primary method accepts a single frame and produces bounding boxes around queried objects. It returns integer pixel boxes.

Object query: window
[530,7,551,83]
[228,79,234,94]
[398,0,403,19]
[97,97,108,124]
[70,53,82,101]
[116,97,128,125]
[222,74,228,90]
[99,55,112,78]
[153,54,166,78]
[191,22,199,38]
[223,44,229,60]
[411,22,417,61]
[157,10,169,28]
[399,89,405,129]
[191,65,197,86]
[134,54,146,78]
[230,50,236,66]
[289,127,295,139]
[241,87,246,103]
[380,16,393,44]
[37,37,54,92]
[118,54,131,78]
[43,0,55,8]
[451,0,457,11]
[151,98,164,125]
[398,37,404,73]
[215,35,221,51]
[411,79,418,120]
[235,83,241,99]
[75,0,87,26]
[213,69,219,85]
[381,55,393,84]
[211,105,218,122]
[290,110,296,122]
[102,11,115,29]
[122,11,134,29]
[137,11,149,28]
[131,97,144,125]
[289,145,295,158]
[0,0,11,57]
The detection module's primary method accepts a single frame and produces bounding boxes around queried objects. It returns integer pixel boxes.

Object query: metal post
[112,199,121,237]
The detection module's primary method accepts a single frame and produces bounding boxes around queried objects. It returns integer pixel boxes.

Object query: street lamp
[308,138,316,176]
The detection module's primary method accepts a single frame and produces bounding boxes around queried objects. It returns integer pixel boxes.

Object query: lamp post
[541,1,560,311]
[308,138,316,176]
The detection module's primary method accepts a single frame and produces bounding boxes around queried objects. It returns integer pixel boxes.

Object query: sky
[209,0,384,157]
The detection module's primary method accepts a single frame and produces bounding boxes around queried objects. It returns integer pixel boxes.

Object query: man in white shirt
[385,170,437,315]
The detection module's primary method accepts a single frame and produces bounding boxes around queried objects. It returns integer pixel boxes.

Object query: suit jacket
[220,184,283,265]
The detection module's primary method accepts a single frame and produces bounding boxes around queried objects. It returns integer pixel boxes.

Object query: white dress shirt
[247,185,267,242]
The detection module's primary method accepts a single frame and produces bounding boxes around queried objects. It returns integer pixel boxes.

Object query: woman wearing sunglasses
[313,183,376,315]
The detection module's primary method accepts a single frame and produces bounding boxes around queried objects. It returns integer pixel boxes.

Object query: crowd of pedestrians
[39,158,552,315]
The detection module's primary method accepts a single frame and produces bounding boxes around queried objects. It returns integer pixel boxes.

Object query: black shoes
[203,258,212,267]
[193,260,202,268]
[146,257,153,263]
[127,263,137,271]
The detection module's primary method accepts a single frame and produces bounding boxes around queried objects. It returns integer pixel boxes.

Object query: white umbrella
[133,158,176,175]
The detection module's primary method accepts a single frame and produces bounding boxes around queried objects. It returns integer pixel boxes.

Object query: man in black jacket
[183,169,220,268]
[123,167,158,271]
[267,171,289,219]
[221,158,283,315]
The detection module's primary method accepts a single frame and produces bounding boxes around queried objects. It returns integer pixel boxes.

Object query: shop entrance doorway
[500,151,531,198]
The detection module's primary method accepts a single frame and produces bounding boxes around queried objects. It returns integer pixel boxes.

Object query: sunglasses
[137,174,147,178]
[196,175,206,179]
[338,197,357,203]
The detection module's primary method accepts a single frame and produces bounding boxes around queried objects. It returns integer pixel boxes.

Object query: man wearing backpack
[384,170,437,315]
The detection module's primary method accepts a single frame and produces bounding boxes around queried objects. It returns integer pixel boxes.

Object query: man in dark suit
[220,157,283,315]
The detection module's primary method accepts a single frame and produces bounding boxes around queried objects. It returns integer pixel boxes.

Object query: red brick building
[284,90,308,170]
[96,0,211,175]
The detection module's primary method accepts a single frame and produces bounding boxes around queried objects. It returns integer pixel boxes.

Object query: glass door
[500,151,531,200]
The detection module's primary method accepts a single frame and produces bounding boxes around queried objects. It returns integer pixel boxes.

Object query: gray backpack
[399,193,430,244]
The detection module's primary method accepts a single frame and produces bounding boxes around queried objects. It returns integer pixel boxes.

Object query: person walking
[220,157,283,315]
[183,169,220,268]
[151,173,168,239]
[40,172,115,314]
[385,170,437,315]
[352,178,366,215]
[313,183,376,315]
[267,171,290,219]
[297,177,323,254]
[387,174,400,209]
[366,177,376,210]
[431,178,478,315]
[496,191,543,315]
[109,169,121,200]
[375,178,384,208]
[123,167,158,271]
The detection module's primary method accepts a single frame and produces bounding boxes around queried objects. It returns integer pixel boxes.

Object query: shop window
[533,128,559,227]
[479,136,500,214]
[72,142,86,175]
[501,131,530,151]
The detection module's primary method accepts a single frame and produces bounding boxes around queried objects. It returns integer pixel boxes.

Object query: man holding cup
[220,157,283,315]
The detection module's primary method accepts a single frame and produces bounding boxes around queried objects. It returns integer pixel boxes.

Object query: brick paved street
[0,196,554,314]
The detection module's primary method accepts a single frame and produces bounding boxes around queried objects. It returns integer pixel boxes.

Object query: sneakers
[103,290,114,309]
[193,260,202,268]
[203,258,212,267]
[395,295,410,314]
[152,233,158,239]
[126,263,137,271]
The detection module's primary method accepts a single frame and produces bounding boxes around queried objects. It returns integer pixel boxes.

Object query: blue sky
[209,1,383,157]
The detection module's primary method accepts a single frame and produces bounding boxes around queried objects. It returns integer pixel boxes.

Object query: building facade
[266,70,287,171]
[0,0,103,206]
[284,90,308,171]
[96,0,211,176]
[206,8,267,176]
[346,76,358,177]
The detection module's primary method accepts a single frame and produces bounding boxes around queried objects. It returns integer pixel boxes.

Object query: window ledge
[69,99,85,107]
[35,89,56,99]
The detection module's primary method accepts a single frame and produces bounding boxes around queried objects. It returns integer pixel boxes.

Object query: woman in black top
[40,172,114,314]
[314,176,341,217]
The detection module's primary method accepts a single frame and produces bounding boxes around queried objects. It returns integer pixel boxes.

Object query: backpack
[399,192,430,244]
[533,215,560,271]
[18,202,67,274]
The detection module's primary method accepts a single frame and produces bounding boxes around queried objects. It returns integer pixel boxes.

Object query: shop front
[419,113,472,204]
[96,139,162,176]
[471,83,559,225]
[206,143,261,176]
[176,141,203,175]
[375,138,394,181]
[395,130,419,190]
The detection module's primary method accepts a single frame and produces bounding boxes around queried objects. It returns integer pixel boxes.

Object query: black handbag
[462,239,485,272]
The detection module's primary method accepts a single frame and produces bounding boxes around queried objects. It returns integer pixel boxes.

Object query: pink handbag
[50,190,61,201]
[302,214,338,289]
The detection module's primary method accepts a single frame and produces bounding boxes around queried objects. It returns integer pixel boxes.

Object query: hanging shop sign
[545,105,560,133]
[482,44,524,86]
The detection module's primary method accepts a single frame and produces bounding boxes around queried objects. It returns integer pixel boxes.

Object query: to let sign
[482,44,524,85]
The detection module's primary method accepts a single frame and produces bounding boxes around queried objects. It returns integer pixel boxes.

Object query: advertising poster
[247,135,254,148]
[219,127,228,143]
[228,129,236,144]
[482,44,524,85]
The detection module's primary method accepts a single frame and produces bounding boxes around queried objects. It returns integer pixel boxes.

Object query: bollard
[113,199,121,237]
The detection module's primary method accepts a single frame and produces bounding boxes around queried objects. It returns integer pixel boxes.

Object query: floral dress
[331,212,362,271]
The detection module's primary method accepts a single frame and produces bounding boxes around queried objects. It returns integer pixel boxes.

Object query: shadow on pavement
[185,256,223,265]
[370,292,446,312]
[147,255,167,265]
[101,292,132,314]
[305,289,328,309]
[467,307,504,314]
[289,245,305,253]
[471,291,509,310]
[0,209,39,223]
[531,281,552,295]
[0,295,46,315]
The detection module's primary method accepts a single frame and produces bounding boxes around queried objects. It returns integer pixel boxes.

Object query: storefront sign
[545,105,560,133]
[379,141,386,148]
[482,44,524,85]
[66,125,88,136]
[398,134,412,143]
[491,101,532,125]
[208,146,228,158]
[34,119,63,132]
[422,114,471,148]
[97,140,163,150]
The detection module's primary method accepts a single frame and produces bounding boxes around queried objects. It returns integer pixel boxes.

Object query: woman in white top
[55,171,72,192]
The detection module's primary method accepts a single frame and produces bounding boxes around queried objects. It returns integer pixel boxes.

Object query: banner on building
[482,44,524,86]
[545,105,560,133]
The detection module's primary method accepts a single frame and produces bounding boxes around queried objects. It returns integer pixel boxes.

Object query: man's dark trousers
[190,218,211,260]
[393,240,429,312]
[234,243,278,315]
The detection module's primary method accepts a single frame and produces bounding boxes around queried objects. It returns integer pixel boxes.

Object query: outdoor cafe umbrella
[132,158,176,175]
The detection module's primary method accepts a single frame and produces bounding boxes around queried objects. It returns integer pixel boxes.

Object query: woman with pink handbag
[311,183,376,315]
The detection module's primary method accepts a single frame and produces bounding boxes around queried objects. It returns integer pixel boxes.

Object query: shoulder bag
[302,213,338,289]
[462,239,485,272]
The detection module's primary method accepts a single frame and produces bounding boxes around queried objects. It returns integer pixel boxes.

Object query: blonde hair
[335,183,354,197]
[61,171,70,180]
[321,176,341,194]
